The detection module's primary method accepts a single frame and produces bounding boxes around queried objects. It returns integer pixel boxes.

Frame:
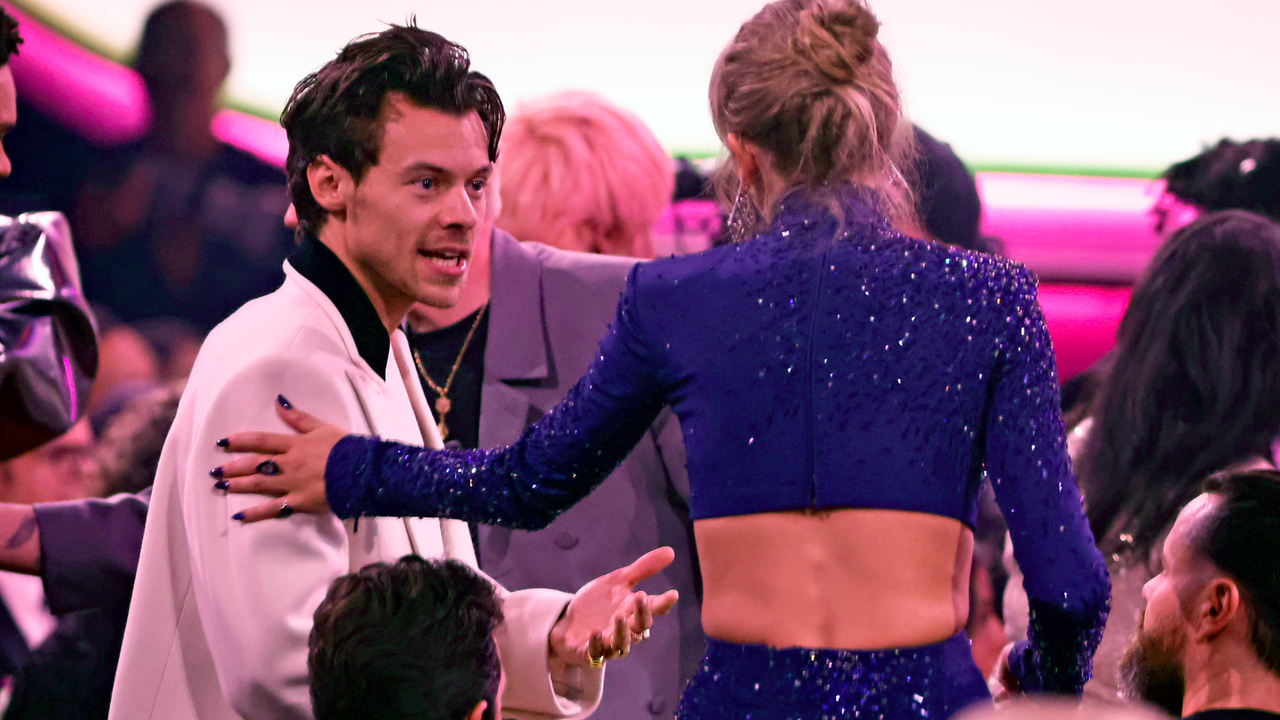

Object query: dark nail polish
[277,394,293,410]
[232,512,246,521]
[257,460,281,476]
[216,438,229,448]
[210,467,224,479]
[214,480,230,491]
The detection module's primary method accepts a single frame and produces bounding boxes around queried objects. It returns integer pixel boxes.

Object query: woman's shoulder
[867,226,1040,308]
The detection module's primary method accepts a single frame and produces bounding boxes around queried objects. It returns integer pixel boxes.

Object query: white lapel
[391,333,477,567]
[282,264,451,566]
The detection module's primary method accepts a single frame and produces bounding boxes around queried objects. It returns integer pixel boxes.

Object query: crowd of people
[0,0,1279,718]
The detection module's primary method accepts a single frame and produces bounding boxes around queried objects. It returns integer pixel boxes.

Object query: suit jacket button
[554,532,579,550]
[648,696,667,715]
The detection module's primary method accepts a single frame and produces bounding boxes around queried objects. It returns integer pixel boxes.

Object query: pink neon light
[977,172,1165,283]
[3,1,288,167]
[1038,283,1131,380]
[3,2,150,145]
[210,109,287,168]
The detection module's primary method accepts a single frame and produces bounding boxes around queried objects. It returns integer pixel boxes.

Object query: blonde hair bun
[790,0,881,87]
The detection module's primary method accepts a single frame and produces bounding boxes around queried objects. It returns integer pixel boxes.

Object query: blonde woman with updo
[496,91,673,258]
[220,1,1109,716]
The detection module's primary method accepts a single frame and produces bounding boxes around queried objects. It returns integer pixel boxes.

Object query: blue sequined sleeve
[984,267,1110,694]
[325,264,668,529]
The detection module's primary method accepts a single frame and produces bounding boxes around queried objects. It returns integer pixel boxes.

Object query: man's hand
[549,547,680,667]
[988,641,1019,702]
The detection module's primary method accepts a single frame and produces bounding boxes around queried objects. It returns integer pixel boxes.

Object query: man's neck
[315,227,408,335]
[407,226,493,332]
[1183,650,1280,716]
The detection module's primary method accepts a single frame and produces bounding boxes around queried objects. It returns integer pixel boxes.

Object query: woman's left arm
[219,265,669,529]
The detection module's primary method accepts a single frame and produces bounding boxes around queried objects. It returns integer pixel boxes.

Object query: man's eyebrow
[402,162,492,177]
[405,162,449,175]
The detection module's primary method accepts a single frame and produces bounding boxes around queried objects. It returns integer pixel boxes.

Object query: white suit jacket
[108,262,603,720]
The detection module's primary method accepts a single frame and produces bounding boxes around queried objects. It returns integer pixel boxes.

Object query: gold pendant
[435,396,452,415]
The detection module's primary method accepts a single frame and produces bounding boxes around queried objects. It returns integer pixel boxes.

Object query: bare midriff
[695,508,973,651]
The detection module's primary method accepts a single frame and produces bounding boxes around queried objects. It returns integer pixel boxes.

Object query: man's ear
[466,699,487,720]
[1191,577,1243,642]
[306,155,354,222]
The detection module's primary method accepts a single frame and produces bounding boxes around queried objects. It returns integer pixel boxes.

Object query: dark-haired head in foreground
[1120,470,1280,717]
[1077,210,1280,561]
[0,6,20,177]
[309,556,504,720]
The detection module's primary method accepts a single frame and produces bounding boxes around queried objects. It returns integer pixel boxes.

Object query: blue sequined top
[327,187,1109,693]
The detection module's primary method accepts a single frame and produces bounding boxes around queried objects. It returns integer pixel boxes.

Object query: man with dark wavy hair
[1120,470,1280,719]
[310,556,504,720]
[109,23,669,720]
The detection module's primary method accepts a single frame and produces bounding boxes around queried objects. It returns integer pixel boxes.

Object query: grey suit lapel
[479,230,549,447]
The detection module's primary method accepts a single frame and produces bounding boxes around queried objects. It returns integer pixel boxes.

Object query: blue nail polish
[210,467,224,479]
[214,480,230,491]
[277,394,293,410]
[232,512,246,521]
[216,438,229,448]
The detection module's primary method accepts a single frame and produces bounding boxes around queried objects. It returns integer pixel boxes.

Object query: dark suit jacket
[478,231,704,720]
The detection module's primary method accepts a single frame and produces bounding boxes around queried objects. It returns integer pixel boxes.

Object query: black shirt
[288,235,390,378]
[405,306,489,451]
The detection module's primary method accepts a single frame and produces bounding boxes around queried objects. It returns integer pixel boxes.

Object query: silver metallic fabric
[0,212,97,460]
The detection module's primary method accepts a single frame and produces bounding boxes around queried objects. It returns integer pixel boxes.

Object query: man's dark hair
[0,7,22,67]
[280,23,504,237]
[309,556,504,720]
[1197,470,1280,676]
[1163,138,1280,224]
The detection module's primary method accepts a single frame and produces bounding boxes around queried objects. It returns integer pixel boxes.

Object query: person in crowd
[0,9,15,179]
[402,167,701,720]
[0,419,100,682]
[913,126,1001,255]
[1062,138,1280,418]
[495,91,672,258]
[1004,210,1280,699]
[72,0,295,333]
[1119,470,1280,719]
[109,24,676,720]
[309,556,505,720]
[1155,139,1280,233]
[221,1,1109,717]
[4,382,182,720]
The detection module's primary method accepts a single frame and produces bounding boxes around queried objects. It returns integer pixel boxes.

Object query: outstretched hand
[549,547,680,667]
[213,397,348,521]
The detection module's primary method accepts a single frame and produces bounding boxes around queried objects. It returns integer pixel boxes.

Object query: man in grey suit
[405,223,703,720]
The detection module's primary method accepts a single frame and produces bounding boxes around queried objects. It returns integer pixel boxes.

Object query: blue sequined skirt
[676,633,991,720]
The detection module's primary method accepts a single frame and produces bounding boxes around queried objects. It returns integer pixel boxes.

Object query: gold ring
[587,647,606,668]
[631,628,650,643]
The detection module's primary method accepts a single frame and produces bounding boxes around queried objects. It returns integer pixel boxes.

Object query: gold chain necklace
[409,303,489,441]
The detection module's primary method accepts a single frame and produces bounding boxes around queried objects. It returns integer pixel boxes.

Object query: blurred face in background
[0,419,102,504]
[0,64,16,178]
[1150,191,1203,241]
